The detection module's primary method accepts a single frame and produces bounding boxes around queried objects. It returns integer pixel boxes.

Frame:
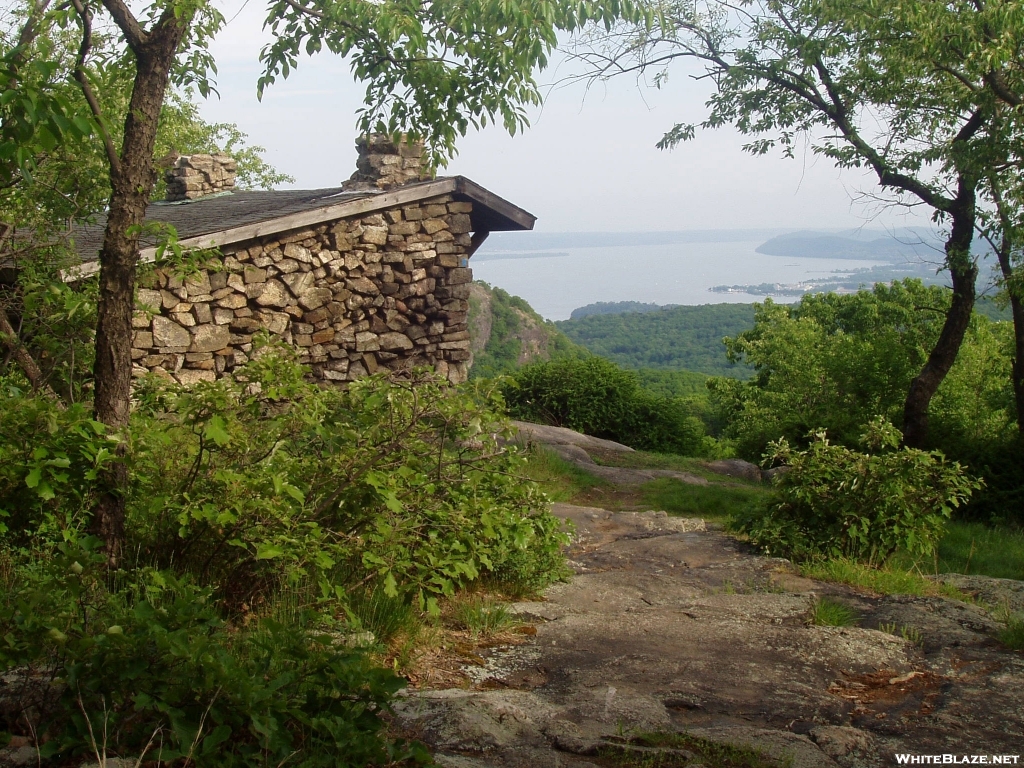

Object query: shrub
[0,343,572,764]
[501,357,706,455]
[735,418,982,563]
[123,342,570,613]
[0,544,424,767]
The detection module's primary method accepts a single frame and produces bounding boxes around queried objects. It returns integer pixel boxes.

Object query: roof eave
[63,176,535,282]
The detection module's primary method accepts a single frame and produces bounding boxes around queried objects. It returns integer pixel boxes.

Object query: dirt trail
[395,426,1024,767]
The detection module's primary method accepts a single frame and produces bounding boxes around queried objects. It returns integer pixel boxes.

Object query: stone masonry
[342,134,431,190]
[130,194,476,385]
[165,154,238,201]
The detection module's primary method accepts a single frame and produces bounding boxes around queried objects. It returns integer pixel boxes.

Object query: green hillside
[556,303,756,378]
[467,282,586,378]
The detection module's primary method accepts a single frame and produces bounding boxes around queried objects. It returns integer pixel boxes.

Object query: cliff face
[467,282,584,378]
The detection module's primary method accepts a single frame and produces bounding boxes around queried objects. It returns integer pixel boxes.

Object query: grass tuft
[448,595,518,638]
[347,586,419,644]
[801,558,966,599]
[998,613,1024,650]
[811,597,859,627]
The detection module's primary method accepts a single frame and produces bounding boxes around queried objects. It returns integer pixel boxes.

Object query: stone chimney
[165,153,237,202]
[342,134,432,191]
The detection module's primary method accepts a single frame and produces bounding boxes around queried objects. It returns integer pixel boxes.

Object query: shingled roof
[65,175,535,280]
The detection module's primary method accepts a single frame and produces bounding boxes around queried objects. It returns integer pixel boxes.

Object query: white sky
[199,0,933,234]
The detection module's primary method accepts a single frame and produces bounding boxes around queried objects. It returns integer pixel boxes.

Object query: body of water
[470,240,888,321]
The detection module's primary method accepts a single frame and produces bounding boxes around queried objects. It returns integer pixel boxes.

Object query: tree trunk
[902,194,977,448]
[91,22,184,567]
[993,234,1024,434]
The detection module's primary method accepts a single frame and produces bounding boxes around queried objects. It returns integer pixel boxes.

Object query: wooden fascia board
[62,176,535,282]
[454,177,537,231]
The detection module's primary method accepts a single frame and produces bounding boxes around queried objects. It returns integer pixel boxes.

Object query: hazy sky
[199,0,933,234]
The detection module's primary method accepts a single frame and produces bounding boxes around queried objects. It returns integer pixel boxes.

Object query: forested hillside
[467,282,586,378]
[556,303,756,377]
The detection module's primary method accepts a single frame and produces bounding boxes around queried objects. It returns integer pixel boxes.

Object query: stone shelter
[65,138,535,385]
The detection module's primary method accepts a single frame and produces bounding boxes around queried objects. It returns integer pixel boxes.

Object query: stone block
[217,293,248,310]
[389,221,420,236]
[298,287,332,312]
[176,369,216,386]
[362,226,389,245]
[447,201,473,213]
[209,271,228,291]
[244,266,267,284]
[282,271,315,297]
[347,277,379,295]
[423,204,447,217]
[190,323,231,353]
[448,214,472,234]
[447,267,472,285]
[379,332,414,350]
[185,272,211,297]
[312,328,336,345]
[284,243,313,263]
[192,303,212,325]
[133,331,154,348]
[255,279,291,308]
[136,289,162,311]
[421,218,448,234]
[265,312,291,335]
[152,316,192,348]
[230,317,263,334]
[355,331,380,351]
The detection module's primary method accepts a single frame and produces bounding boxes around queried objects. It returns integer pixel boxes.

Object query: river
[470,237,889,321]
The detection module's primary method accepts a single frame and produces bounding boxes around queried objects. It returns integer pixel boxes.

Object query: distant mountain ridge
[570,301,676,319]
[755,229,941,261]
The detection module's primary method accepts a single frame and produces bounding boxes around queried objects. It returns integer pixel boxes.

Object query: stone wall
[131,194,475,385]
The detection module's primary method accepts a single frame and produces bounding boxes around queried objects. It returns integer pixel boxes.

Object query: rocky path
[395,427,1024,767]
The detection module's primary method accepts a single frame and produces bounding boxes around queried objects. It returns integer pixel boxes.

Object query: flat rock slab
[398,504,1024,767]
[513,422,709,486]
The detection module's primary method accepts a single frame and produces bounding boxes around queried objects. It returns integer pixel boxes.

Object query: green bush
[124,343,570,612]
[501,357,706,455]
[735,418,982,563]
[0,342,572,764]
[0,544,424,767]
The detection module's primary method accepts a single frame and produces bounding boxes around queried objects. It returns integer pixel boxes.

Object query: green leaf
[256,544,285,560]
[204,415,231,446]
